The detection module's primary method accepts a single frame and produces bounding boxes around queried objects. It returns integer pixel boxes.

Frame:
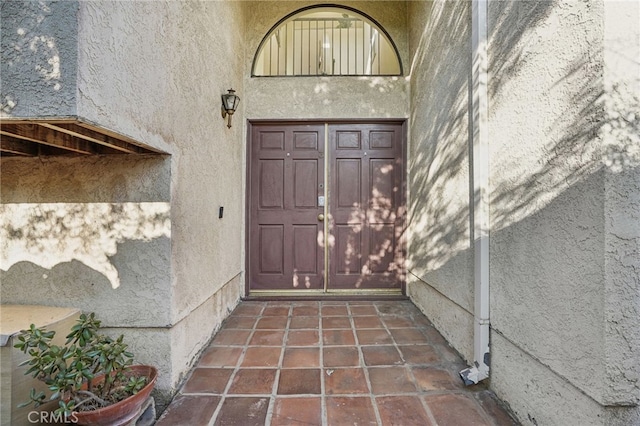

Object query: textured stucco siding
[406,0,474,363]
[0,155,175,394]
[1,0,245,399]
[1,155,171,325]
[491,331,609,426]
[406,0,639,425]
[490,0,601,404]
[75,0,245,342]
[492,328,640,426]
[243,1,409,120]
[88,274,240,411]
[488,0,639,424]
[602,0,640,410]
[1,0,78,118]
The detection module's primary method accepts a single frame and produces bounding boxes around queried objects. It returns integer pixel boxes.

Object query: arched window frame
[251,4,403,77]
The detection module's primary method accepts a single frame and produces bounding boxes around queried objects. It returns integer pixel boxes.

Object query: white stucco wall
[489,1,639,423]
[1,156,171,319]
[0,154,177,402]
[489,0,608,407]
[406,0,474,363]
[1,0,246,405]
[407,0,639,425]
[1,1,78,117]
[602,0,640,413]
[75,0,246,325]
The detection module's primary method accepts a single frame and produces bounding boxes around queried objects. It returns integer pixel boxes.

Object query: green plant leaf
[15,312,143,413]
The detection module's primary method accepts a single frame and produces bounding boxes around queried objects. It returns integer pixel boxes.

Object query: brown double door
[248,121,405,295]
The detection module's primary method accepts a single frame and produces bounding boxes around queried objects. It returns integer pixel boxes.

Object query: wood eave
[0,118,166,157]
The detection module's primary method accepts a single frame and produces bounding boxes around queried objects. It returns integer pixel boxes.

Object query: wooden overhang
[0,119,165,157]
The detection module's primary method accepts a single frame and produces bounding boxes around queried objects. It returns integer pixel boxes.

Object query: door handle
[318,214,325,222]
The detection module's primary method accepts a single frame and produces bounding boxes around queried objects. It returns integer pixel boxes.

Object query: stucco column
[602,0,640,407]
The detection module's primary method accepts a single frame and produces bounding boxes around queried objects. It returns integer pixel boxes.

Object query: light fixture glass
[221,89,240,128]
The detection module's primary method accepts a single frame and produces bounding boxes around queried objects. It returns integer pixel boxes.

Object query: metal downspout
[460,0,490,386]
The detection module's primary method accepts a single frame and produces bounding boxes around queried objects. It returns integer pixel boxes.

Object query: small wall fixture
[221,88,240,128]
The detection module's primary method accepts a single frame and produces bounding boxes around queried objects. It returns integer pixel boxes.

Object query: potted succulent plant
[14,312,157,426]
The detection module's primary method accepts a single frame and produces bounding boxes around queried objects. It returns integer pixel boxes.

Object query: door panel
[248,121,405,294]
[259,160,284,208]
[249,124,325,290]
[294,161,318,208]
[328,123,404,290]
[335,224,362,274]
[336,159,361,207]
[293,226,318,273]
[260,225,284,273]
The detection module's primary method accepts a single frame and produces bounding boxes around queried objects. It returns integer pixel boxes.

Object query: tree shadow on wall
[1,202,170,290]
[409,0,474,275]
[409,0,639,280]
[488,0,639,232]
[1,233,171,327]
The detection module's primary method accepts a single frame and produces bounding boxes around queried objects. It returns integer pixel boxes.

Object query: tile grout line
[352,302,384,425]
[159,300,514,426]
[208,302,265,426]
[388,306,441,425]
[384,304,419,396]
[264,302,291,426]
[413,304,453,425]
[319,301,328,426]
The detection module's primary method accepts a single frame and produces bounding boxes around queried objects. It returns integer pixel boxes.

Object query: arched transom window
[252,6,402,77]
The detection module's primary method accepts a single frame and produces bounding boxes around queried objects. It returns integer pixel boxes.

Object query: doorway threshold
[245,289,406,301]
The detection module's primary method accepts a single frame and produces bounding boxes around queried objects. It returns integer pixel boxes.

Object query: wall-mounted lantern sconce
[221,88,240,128]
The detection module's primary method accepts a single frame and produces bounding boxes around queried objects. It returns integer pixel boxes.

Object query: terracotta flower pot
[74,365,158,426]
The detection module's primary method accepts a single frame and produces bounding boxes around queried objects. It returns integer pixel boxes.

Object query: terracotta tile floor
[156,300,519,425]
